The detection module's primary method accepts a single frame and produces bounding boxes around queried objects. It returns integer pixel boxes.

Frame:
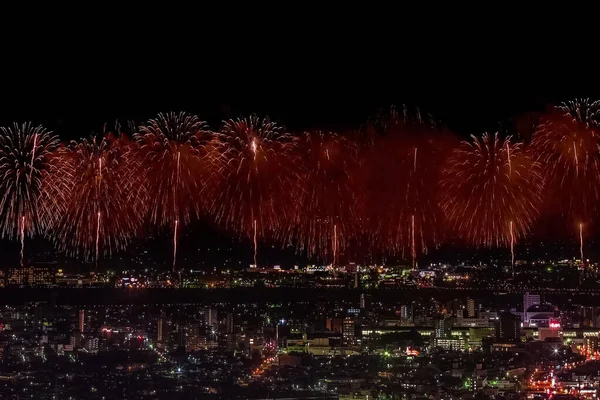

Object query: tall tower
[226,313,234,334]
[157,318,163,342]
[205,308,218,328]
[467,298,476,318]
[78,309,85,332]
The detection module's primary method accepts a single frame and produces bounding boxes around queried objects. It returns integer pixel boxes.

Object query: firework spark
[212,115,297,267]
[135,112,215,270]
[0,123,65,265]
[52,132,146,262]
[440,132,543,248]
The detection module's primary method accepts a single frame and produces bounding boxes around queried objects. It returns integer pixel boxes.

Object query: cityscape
[2,255,600,398]
[3,59,600,397]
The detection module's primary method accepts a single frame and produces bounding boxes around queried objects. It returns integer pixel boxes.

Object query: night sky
[1,35,599,270]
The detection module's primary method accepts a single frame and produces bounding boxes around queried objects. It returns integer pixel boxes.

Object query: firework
[52,130,147,262]
[135,112,215,270]
[559,98,600,127]
[211,115,298,266]
[362,106,451,266]
[0,123,66,265]
[440,133,543,249]
[288,131,360,265]
[532,107,600,261]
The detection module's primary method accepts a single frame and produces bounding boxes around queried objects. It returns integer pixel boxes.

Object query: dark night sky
[2,25,599,269]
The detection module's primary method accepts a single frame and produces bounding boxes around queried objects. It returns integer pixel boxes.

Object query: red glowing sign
[406,347,419,356]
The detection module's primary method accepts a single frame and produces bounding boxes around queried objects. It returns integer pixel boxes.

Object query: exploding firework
[362,106,452,266]
[440,133,543,249]
[52,129,147,262]
[289,131,360,265]
[531,107,600,261]
[0,123,66,265]
[134,112,215,270]
[211,115,298,266]
[559,98,600,127]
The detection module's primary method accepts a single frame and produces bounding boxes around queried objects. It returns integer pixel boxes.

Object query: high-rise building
[496,312,521,342]
[400,304,411,320]
[360,294,365,309]
[343,317,355,341]
[84,337,99,353]
[226,313,234,334]
[523,292,540,314]
[157,318,163,342]
[326,318,343,333]
[185,323,203,352]
[467,298,476,318]
[70,331,82,348]
[435,316,454,338]
[78,309,85,332]
[205,308,218,329]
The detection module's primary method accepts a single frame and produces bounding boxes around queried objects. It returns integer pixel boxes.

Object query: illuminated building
[400,304,411,319]
[7,265,55,286]
[78,309,85,332]
[435,316,454,338]
[433,337,466,351]
[526,303,556,327]
[343,317,355,342]
[185,323,204,352]
[205,308,218,329]
[467,298,476,318]
[523,292,540,316]
[84,337,99,353]
[157,318,163,342]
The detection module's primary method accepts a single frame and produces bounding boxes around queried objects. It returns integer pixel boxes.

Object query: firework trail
[288,131,359,264]
[580,222,584,263]
[509,220,515,275]
[333,224,338,268]
[173,219,178,270]
[135,112,215,271]
[361,106,452,262]
[253,219,257,267]
[212,115,297,267]
[51,130,147,263]
[0,123,65,265]
[532,105,600,251]
[440,133,543,249]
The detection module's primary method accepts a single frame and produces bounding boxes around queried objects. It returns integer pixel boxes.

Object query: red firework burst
[0,123,68,265]
[361,106,453,266]
[134,112,216,269]
[532,111,600,224]
[288,131,360,265]
[440,132,543,247]
[211,115,298,266]
[52,130,147,262]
